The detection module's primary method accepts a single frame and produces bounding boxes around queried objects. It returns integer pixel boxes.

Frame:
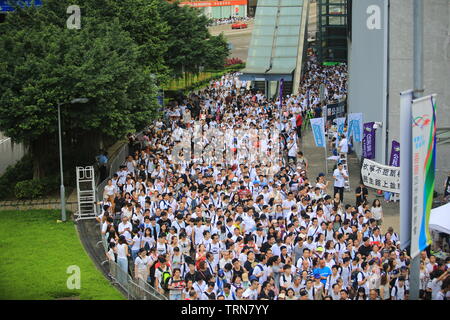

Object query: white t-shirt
[333,168,347,188]
[339,138,348,153]
[243,287,258,300]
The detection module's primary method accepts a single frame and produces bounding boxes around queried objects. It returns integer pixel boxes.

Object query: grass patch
[0,210,124,300]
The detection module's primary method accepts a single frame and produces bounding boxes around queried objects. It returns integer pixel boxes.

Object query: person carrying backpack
[155,257,172,295]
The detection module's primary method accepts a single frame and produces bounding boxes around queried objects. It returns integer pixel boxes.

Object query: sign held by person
[361,159,400,193]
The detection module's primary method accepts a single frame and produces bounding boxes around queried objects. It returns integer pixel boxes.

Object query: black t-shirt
[232,266,244,281]
[355,186,368,205]
[445,176,450,196]
[258,289,275,300]
[184,271,197,283]
[244,260,254,274]
[358,244,372,257]
[260,241,272,253]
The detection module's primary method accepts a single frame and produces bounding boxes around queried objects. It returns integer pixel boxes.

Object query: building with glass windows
[316,0,349,63]
[179,0,248,19]
[348,0,450,190]
[241,0,309,97]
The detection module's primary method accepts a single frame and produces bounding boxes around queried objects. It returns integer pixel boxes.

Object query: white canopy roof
[429,202,450,235]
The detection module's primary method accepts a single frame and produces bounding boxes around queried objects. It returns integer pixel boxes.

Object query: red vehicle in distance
[231,22,248,29]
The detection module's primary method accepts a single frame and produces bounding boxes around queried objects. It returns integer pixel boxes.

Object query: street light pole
[57,102,66,222]
[410,0,424,301]
[57,98,89,222]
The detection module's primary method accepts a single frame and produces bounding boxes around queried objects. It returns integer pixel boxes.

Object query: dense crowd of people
[98,58,450,300]
[209,16,251,26]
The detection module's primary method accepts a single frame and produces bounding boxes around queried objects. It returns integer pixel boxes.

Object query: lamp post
[58,98,89,222]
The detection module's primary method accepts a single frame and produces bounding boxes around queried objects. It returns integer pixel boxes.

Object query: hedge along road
[0,210,124,300]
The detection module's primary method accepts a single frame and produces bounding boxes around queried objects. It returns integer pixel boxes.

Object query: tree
[0,1,161,178]
[159,1,230,76]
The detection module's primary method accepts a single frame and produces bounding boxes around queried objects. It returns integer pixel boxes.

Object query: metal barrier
[93,128,168,300]
[107,258,167,300]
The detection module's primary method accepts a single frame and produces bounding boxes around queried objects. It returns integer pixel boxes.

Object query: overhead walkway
[241,0,309,97]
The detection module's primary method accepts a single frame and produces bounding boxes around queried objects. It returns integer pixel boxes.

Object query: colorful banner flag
[362,122,376,159]
[347,113,363,142]
[310,118,326,148]
[411,94,437,258]
[390,140,400,167]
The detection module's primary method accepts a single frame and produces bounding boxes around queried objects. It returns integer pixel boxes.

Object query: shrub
[0,155,33,200]
[224,57,244,67]
[14,179,45,199]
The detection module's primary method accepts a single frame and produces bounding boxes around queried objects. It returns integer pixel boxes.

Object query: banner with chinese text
[411,95,436,258]
[361,159,400,193]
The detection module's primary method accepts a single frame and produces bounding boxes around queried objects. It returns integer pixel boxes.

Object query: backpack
[351,270,363,291]
[159,267,172,292]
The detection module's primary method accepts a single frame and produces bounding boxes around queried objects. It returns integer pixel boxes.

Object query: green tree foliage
[0,0,229,180]
[159,1,230,75]
[0,0,162,178]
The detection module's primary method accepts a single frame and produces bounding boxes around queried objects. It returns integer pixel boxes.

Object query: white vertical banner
[347,113,363,142]
[411,94,437,258]
[400,90,413,250]
[310,118,326,148]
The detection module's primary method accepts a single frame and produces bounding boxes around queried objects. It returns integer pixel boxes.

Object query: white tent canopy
[429,202,450,235]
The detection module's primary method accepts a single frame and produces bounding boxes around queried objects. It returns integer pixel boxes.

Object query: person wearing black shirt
[358,237,373,257]
[157,212,172,228]
[355,182,369,207]
[260,236,276,254]
[258,281,276,300]
[184,263,198,283]
[231,258,244,281]
[444,173,450,201]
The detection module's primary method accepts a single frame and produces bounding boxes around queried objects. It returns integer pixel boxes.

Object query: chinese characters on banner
[361,159,400,193]
[389,140,400,167]
[325,101,346,122]
[362,122,376,159]
[310,118,326,148]
[410,95,437,259]
[347,113,363,142]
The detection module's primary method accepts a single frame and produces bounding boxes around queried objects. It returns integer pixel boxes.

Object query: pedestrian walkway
[300,128,400,234]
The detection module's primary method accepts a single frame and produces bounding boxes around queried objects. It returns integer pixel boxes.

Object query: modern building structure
[241,0,309,97]
[180,0,248,19]
[316,0,349,63]
[348,0,450,190]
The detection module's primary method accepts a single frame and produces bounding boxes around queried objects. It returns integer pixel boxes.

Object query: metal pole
[58,103,67,222]
[410,0,424,301]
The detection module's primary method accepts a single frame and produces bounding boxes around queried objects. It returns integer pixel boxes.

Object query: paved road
[209,20,254,61]
[301,126,400,234]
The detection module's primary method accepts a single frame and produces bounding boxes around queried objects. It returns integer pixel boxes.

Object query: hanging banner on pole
[400,90,413,250]
[347,113,363,142]
[390,140,400,167]
[362,122,376,159]
[411,94,437,258]
[336,117,346,135]
[310,118,326,148]
[279,78,284,107]
[361,159,400,193]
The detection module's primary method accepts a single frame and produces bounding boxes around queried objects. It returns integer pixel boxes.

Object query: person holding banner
[333,162,348,202]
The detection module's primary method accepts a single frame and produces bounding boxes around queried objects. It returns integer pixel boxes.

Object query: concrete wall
[0,132,26,175]
[348,0,389,164]
[387,0,450,192]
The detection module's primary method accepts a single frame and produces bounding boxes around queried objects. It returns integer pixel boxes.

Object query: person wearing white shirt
[242,279,259,300]
[333,162,348,202]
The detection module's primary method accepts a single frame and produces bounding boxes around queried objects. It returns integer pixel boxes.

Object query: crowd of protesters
[209,16,251,26]
[98,59,450,300]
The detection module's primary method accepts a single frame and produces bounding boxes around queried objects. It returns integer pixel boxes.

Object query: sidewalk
[300,127,400,234]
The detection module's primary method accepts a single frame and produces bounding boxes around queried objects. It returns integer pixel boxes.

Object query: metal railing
[94,129,167,300]
[104,243,167,300]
